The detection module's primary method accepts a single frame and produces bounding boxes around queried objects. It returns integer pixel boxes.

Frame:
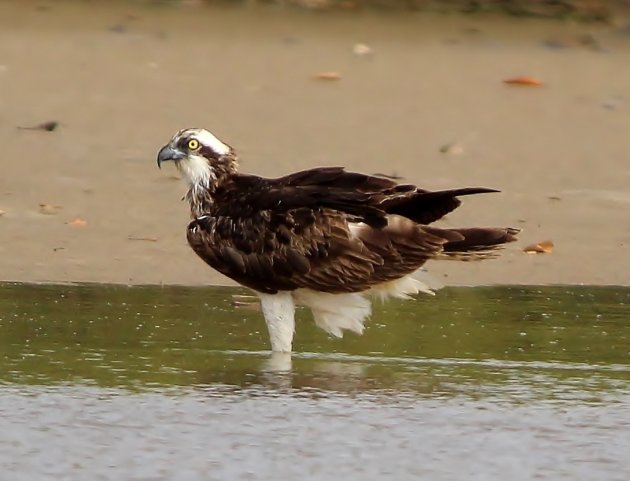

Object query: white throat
[177,154,216,189]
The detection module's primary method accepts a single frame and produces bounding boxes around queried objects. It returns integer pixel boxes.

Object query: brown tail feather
[438,227,520,261]
[382,187,500,225]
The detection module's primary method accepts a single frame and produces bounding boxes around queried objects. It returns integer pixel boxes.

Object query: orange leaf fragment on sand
[66,217,87,227]
[523,240,554,254]
[503,76,543,87]
[314,71,341,81]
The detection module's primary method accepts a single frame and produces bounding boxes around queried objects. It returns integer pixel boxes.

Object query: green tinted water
[0,283,629,480]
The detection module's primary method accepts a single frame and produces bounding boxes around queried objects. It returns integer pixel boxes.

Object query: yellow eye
[188,139,199,150]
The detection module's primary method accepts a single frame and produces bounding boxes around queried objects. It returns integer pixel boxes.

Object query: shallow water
[1,283,629,480]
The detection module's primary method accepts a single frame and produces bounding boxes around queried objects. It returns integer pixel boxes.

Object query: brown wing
[186,208,451,295]
[377,187,499,224]
[226,168,393,228]
[229,167,498,227]
[185,167,515,294]
[187,208,369,294]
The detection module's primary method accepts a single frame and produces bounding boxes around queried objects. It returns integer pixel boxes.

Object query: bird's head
[156,128,237,189]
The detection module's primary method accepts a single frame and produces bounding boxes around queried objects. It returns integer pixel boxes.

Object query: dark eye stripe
[177,137,190,150]
[199,144,223,159]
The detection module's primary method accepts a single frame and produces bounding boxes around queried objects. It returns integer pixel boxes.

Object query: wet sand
[0,1,629,287]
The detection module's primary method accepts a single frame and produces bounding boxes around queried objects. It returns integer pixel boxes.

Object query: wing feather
[185,167,515,293]
[188,209,388,294]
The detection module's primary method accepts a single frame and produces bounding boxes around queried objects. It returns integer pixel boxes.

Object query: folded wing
[187,167,517,293]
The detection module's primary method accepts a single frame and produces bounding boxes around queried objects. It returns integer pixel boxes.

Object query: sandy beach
[0,0,629,287]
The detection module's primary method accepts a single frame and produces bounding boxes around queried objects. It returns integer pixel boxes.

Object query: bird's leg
[258,292,296,353]
[262,352,293,373]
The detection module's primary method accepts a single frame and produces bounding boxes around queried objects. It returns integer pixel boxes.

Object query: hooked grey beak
[157,145,186,168]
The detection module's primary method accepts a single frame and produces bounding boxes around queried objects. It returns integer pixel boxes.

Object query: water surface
[1,283,629,480]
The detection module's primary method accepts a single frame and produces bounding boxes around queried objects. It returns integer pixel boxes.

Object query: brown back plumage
[185,167,518,294]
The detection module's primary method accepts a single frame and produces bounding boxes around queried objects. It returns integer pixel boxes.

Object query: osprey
[157,128,518,352]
